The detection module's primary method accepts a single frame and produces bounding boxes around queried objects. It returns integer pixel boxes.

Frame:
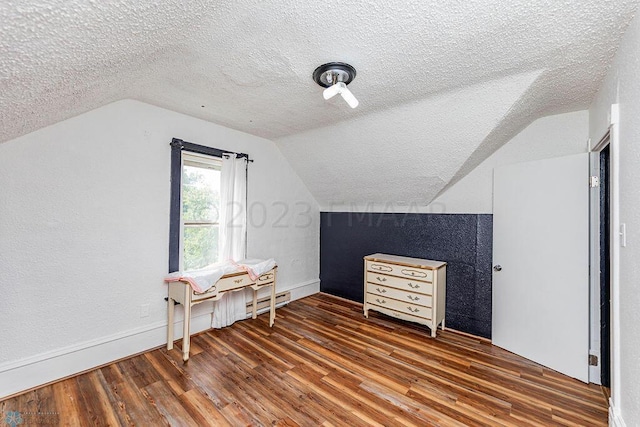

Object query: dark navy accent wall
[320,212,493,338]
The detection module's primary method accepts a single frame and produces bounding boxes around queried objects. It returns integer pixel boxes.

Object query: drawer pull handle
[407,295,419,301]
[376,276,387,282]
[376,299,387,304]
[376,288,387,293]
[407,307,420,313]
[259,274,273,281]
[371,264,392,272]
[408,283,420,289]
[234,278,244,284]
[401,269,428,278]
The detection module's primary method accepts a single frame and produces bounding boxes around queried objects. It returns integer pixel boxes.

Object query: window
[169,138,250,273]
[181,153,221,270]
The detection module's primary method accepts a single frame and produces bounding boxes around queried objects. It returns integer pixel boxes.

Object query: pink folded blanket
[231,258,277,281]
[165,258,276,293]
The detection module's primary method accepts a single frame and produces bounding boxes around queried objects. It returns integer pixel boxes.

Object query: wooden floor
[1,293,608,426]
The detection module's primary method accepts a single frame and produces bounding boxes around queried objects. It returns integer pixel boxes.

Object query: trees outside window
[181,154,221,270]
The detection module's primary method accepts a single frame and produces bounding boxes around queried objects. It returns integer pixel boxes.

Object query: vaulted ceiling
[1,0,637,206]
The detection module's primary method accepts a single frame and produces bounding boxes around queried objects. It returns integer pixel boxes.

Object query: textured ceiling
[1,0,638,206]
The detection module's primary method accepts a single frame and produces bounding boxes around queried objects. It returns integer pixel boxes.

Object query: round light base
[312,62,356,88]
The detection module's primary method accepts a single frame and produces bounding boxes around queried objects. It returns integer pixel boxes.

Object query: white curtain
[212,155,247,328]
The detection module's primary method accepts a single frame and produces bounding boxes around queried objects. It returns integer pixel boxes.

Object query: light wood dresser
[364,253,446,337]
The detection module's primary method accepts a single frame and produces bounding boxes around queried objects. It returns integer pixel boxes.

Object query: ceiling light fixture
[313,62,359,109]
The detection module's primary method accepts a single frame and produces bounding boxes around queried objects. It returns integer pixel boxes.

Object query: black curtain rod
[170,138,253,162]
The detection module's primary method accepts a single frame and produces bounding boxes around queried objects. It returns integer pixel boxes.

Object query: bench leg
[167,298,175,350]
[252,289,258,320]
[269,283,276,327]
[182,286,191,362]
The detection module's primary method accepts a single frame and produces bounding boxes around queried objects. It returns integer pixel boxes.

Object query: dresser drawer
[367,293,432,319]
[370,304,432,327]
[216,274,251,292]
[366,260,433,282]
[192,286,218,301]
[257,270,275,284]
[366,272,433,295]
[366,283,433,307]
[193,269,275,298]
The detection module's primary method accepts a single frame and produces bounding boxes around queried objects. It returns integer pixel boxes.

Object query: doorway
[598,144,611,388]
[590,129,616,391]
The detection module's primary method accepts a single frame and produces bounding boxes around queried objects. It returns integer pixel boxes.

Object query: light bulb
[340,87,359,108]
[321,82,358,108]
[323,82,345,100]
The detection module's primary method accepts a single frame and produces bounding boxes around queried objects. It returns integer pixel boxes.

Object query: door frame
[589,106,620,413]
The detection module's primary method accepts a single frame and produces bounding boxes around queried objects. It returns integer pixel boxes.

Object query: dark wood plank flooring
[1,293,608,426]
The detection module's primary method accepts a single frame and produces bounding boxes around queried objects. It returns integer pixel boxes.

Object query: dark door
[599,145,611,388]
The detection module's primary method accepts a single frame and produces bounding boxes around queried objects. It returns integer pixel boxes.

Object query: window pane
[182,165,220,222]
[183,225,219,270]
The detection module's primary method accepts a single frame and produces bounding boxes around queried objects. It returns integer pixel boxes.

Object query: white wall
[430,110,589,213]
[322,110,588,214]
[0,99,319,398]
[590,9,640,427]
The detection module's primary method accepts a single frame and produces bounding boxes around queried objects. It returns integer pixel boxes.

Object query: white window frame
[179,151,222,271]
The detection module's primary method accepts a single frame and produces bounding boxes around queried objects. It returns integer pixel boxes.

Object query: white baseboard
[0,279,319,399]
[248,279,320,316]
[286,279,320,301]
[609,400,627,427]
[589,365,601,384]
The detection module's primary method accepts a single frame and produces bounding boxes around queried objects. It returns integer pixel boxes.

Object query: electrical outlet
[140,304,150,318]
